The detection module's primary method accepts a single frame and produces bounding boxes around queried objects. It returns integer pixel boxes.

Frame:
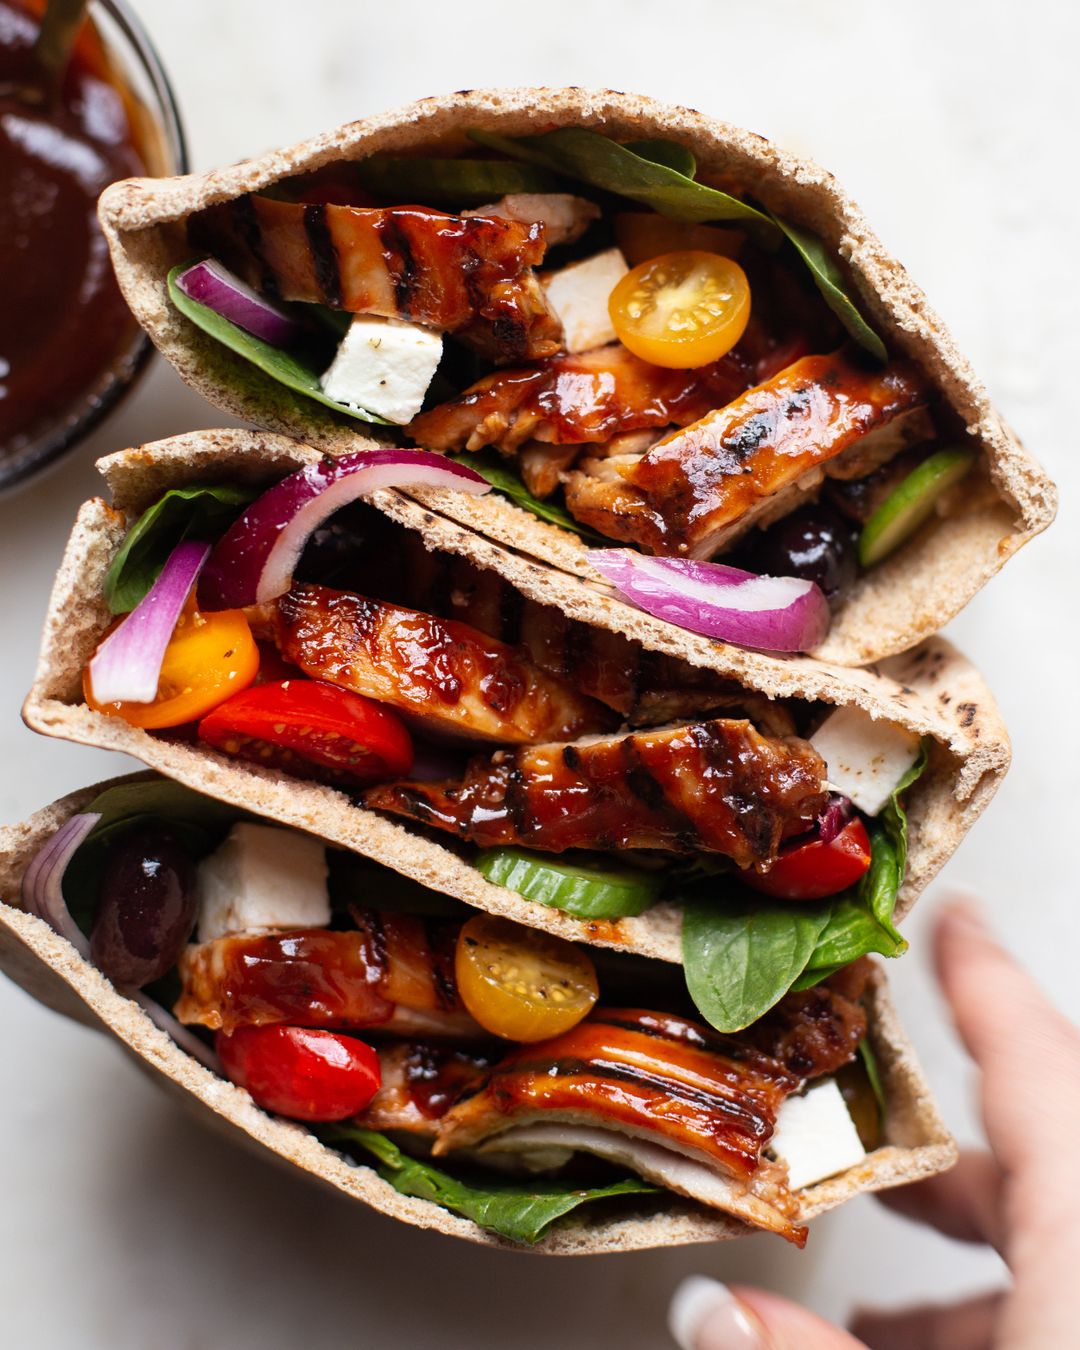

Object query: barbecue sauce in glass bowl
[0,0,181,489]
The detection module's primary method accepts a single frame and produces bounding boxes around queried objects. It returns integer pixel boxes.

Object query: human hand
[668,898,1080,1349]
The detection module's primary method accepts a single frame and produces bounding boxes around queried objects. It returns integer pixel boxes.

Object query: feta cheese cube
[196,823,330,943]
[320,315,442,424]
[542,248,629,353]
[770,1079,867,1191]
[810,706,922,817]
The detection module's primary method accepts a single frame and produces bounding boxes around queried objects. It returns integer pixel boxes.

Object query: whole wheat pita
[96,87,1056,666]
[23,429,1009,964]
[0,774,956,1253]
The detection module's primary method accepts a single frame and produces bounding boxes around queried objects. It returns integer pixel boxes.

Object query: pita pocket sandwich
[97,87,1056,666]
[0,773,956,1252]
[24,431,1008,1021]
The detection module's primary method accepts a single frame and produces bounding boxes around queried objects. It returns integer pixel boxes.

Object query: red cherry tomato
[217,1025,381,1122]
[198,678,413,787]
[745,817,872,901]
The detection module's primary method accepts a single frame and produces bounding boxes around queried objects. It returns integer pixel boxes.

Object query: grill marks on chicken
[362,1042,496,1137]
[391,534,783,726]
[174,910,480,1038]
[408,344,754,454]
[364,720,827,865]
[188,196,564,363]
[274,583,614,743]
[565,351,930,557]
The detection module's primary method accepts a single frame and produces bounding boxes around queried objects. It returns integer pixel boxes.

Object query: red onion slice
[20,812,100,957]
[88,539,210,705]
[587,550,830,653]
[176,259,304,347]
[200,449,490,609]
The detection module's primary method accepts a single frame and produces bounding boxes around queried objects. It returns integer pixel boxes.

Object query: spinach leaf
[880,739,929,881]
[681,899,831,1032]
[62,782,240,936]
[167,263,391,426]
[858,1037,887,1116]
[354,156,564,206]
[324,1126,655,1245]
[469,128,778,236]
[104,482,256,614]
[449,451,605,541]
[768,215,888,361]
[624,139,697,177]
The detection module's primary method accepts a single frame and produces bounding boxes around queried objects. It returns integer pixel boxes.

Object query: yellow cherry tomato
[454,914,599,1043]
[608,250,751,369]
[84,601,259,729]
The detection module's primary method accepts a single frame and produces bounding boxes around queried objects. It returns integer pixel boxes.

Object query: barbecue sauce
[0,0,146,465]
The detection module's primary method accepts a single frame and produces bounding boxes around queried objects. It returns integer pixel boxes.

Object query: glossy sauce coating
[364,719,827,865]
[0,0,146,458]
[363,1042,495,1135]
[433,1007,799,1180]
[566,350,929,556]
[175,911,478,1037]
[409,343,754,452]
[274,583,613,743]
[188,196,563,362]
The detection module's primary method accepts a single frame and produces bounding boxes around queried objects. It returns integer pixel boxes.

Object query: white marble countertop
[1,1,1076,1344]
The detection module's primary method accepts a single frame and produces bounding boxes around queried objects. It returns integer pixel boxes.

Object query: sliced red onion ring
[20,812,100,957]
[200,449,491,609]
[587,550,830,653]
[817,793,854,845]
[176,259,303,346]
[88,539,210,706]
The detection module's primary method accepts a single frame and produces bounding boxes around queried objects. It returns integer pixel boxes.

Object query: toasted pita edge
[23,430,1009,961]
[0,775,955,1253]
[97,86,1057,666]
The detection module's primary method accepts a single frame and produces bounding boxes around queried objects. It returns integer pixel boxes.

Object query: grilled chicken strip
[408,343,754,453]
[463,193,600,247]
[362,1042,495,1137]
[175,910,480,1038]
[188,197,564,363]
[364,720,827,865]
[274,583,613,743]
[393,535,795,730]
[564,350,930,557]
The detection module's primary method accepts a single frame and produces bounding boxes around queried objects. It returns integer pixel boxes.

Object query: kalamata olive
[735,504,858,608]
[90,828,198,988]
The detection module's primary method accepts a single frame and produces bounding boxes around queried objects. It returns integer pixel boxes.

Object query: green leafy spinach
[324,1125,655,1245]
[449,451,605,541]
[354,156,564,206]
[167,262,390,426]
[103,482,257,614]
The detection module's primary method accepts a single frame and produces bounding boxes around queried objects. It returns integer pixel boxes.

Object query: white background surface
[1,1,1077,1345]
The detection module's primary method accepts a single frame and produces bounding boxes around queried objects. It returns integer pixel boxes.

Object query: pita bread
[0,774,956,1253]
[96,87,1056,666]
[23,429,1009,964]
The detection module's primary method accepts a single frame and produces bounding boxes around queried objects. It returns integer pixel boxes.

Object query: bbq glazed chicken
[174,129,977,641]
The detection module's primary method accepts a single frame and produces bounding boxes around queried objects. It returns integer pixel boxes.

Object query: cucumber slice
[475,849,663,919]
[858,448,976,567]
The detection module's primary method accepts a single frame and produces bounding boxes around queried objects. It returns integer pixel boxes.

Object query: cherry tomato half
[745,817,873,901]
[608,250,751,369]
[454,914,599,1043]
[84,602,259,729]
[198,678,413,786]
[217,1025,381,1122]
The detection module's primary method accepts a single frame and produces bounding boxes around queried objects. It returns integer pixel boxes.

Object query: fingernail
[668,1277,765,1349]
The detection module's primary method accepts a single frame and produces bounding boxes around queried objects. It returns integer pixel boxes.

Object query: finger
[933,898,1080,1173]
[876,1150,1005,1251]
[669,1277,867,1350]
[850,1290,1002,1350]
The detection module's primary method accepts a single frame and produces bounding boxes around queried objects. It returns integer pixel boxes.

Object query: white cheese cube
[810,706,922,817]
[771,1079,867,1191]
[542,248,628,353]
[320,315,442,424]
[196,824,330,943]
